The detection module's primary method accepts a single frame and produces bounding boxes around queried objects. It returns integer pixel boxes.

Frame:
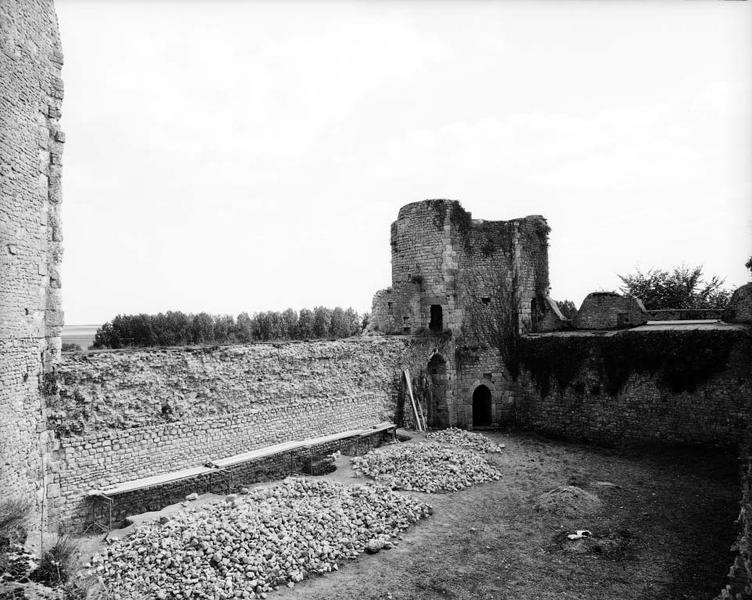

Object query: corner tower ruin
[0,0,65,532]
[370,200,550,428]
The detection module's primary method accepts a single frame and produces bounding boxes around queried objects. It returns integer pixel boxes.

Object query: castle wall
[0,0,64,532]
[515,327,752,447]
[48,338,413,530]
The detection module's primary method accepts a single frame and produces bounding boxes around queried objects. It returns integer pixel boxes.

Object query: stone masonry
[48,338,412,530]
[0,0,64,534]
[370,199,550,429]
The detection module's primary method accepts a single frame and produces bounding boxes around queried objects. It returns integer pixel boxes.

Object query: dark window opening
[483,372,492,380]
[481,297,490,305]
[403,316,409,321]
[429,305,443,332]
[402,326,411,334]
[387,302,393,314]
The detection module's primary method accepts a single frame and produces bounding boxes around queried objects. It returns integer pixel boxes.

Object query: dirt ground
[80,431,739,600]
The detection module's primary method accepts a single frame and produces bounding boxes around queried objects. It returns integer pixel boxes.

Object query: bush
[0,497,32,550]
[31,535,78,586]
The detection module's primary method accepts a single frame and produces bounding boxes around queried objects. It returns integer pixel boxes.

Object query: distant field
[62,324,99,350]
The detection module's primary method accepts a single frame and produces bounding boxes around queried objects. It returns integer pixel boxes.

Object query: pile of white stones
[426,427,506,453]
[88,478,431,600]
[351,442,501,493]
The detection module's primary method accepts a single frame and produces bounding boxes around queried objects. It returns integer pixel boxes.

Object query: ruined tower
[0,0,65,532]
[370,200,550,428]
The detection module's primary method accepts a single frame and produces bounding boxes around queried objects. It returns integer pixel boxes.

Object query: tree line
[91,307,366,349]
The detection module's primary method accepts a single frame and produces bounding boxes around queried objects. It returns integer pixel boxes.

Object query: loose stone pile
[426,428,506,453]
[88,478,431,599]
[351,442,501,493]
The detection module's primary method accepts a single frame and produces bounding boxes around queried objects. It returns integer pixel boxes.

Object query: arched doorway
[427,354,449,427]
[472,385,492,427]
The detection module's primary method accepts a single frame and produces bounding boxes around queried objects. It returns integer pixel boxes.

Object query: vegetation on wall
[618,264,731,310]
[555,300,578,320]
[463,269,521,378]
[517,336,591,397]
[518,330,750,397]
[429,199,449,229]
[91,307,364,349]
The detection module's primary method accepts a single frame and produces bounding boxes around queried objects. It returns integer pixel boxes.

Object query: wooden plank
[92,465,215,497]
[404,369,423,432]
[213,440,303,468]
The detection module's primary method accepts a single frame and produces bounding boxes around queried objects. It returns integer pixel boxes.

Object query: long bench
[86,422,396,532]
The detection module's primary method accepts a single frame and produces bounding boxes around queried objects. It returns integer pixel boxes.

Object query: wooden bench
[86,465,217,534]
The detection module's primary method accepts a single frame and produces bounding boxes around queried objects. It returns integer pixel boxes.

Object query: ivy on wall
[518,330,751,397]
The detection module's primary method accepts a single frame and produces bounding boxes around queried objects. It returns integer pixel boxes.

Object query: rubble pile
[426,428,505,453]
[351,442,501,493]
[88,478,431,599]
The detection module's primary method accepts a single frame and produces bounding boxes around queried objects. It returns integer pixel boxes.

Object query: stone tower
[0,0,64,533]
[370,200,549,428]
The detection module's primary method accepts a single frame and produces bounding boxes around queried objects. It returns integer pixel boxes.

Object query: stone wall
[370,200,549,429]
[47,338,414,529]
[0,0,64,533]
[373,200,549,338]
[515,327,752,447]
[717,444,752,599]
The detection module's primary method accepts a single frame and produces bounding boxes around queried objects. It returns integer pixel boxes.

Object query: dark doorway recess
[472,385,492,427]
[429,305,443,332]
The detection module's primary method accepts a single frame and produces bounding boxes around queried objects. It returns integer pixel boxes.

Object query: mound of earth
[534,485,602,518]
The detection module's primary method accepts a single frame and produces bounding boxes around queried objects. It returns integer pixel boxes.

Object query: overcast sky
[56,0,751,325]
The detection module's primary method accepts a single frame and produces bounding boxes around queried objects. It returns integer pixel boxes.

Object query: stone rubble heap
[87,478,431,600]
[351,442,501,493]
[425,428,506,453]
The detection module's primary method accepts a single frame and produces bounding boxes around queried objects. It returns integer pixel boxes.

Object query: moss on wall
[518,329,751,398]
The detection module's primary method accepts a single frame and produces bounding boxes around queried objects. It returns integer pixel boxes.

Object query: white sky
[56,0,752,325]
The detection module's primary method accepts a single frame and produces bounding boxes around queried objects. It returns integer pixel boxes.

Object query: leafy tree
[297,308,314,339]
[213,314,236,343]
[556,300,578,321]
[746,256,752,276]
[329,307,349,338]
[618,265,731,310]
[191,312,215,344]
[236,312,253,343]
[312,306,332,338]
[281,308,298,339]
[344,307,361,335]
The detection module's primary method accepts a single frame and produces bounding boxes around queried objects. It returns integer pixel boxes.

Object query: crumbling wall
[515,327,752,447]
[373,200,549,338]
[0,0,64,532]
[717,443,752,600]
[49,338,418,530]
[370,200,549,428]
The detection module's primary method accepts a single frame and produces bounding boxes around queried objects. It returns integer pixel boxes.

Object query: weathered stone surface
[0,0,65,534]
[368,200,549,430]
[723,282,752,324]
[573,292,648,330]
